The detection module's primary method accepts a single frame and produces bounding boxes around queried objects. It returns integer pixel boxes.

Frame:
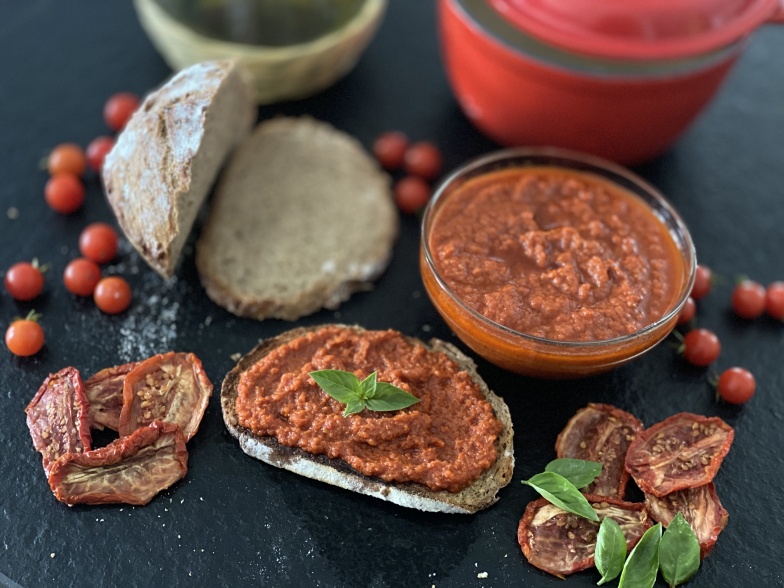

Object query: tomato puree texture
[235,326,502,493]
[428,167,683,342]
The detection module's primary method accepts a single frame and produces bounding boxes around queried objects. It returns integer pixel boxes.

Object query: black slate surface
[1,2,783,587]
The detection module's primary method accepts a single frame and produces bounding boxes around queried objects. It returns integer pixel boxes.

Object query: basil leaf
[343,397,366,417]
[595,517,626,585]
[618,523,662,588]
[359,371,377,400]
[545,458,602,489]
[523,472,599,522]
[364,382,420,412]
[309,370,360,403]
[659,513,700,587]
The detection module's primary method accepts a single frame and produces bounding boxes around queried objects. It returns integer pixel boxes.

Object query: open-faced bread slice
[195,117,398,321]
[103,59,255,279]
[221,324,514,514]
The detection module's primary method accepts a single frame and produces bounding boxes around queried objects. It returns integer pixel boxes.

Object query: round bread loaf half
[196,117,398,320]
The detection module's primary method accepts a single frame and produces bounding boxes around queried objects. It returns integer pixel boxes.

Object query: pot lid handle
[489,0,781,59]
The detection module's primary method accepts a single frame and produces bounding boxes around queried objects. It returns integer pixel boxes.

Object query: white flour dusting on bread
[103,60,255,279]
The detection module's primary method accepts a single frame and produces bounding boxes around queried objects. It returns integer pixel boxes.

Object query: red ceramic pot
[438,0,784,164]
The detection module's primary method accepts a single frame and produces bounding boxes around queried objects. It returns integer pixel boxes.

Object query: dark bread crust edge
[221,324,515,513]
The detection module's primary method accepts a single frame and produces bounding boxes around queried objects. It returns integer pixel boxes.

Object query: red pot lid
[488,0,780,60]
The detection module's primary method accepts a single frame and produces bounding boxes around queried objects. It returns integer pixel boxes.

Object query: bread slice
[103,60,256,279]
[221,325,515,514]
[195,117,398,320]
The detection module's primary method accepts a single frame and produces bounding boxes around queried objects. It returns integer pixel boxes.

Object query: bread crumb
[477,572,488,579]
[50,553,55,558]
[7,207,19,220]
[230,352,242,362]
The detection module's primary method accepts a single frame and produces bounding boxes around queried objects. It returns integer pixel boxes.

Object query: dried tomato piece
[517,495,651,578]
[25,367,92,475]
[47,420,188,506]
[555,403,643,498]
[84,361,139,431]
[645,483,729,558]
[119,352,212,440]
[625,412,734,497]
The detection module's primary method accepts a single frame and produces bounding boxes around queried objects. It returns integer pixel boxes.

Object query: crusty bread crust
[103,60,255,278]
[221,325,515,513]
[195,117,398,320]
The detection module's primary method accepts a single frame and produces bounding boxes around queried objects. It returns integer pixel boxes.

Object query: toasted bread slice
[221,325,515,514]
[103,60,255,279]
[195,117,398,320]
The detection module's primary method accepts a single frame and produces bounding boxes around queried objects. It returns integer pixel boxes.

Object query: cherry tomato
[104,92,140,131]
[394,176,431,214]
[690,265,713,300]
[682,328,721,367]
[731,279,766,319]
[47,143,86,176]
[716,367,756,404]
[45,173,85,214]
[372,131,409,170]
[86,136,115,172]
[6,313,45,357]
[765,281,784,320]
[79,223,118,264]
[676,296,696,325]
[94,276,132,314]
[404,141,442,180]
[4,261,45,301]
[63,258,102,297]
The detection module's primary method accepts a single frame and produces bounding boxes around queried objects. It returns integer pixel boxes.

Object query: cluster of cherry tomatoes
[674,264,783,405]
[372,131,443,214]
[4,93,141,357]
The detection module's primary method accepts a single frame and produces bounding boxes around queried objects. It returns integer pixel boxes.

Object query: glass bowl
[420,148,696,378]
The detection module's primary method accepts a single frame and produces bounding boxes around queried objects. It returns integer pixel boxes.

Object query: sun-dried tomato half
[645,483,729,558]
[84,361,139,431]
[555,403,643,498]
[47,420,188,506]
[25,367,92,475]
[517,495,651,578]
[118,352,212,441]
[625,413,734,497]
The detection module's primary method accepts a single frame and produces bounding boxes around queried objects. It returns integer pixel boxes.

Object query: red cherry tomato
[676,296,696,325]
[45,173,85,214]
[94,276,132,314]
[79,223,118,264]
[63,258,102,297]
[4,261,45,301]
[86,136,115,172]
[716,367,756,404]
[47,143,86,176]
[104,92,140,131]
[731,280,766,319]
[682,328,721,367]
[372,131,409,170]
[6,313,45,357]
[404,141,442,180]
[765,281,784,320]
[394,176,431,214]
[690,265,713,300]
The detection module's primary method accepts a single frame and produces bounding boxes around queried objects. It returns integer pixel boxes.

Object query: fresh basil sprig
[618,523,662,588]
[309,369,420,417]
[595,517,627,585]
[523,472,599,522]
[545,458,603,489]
[659,513,701,587]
